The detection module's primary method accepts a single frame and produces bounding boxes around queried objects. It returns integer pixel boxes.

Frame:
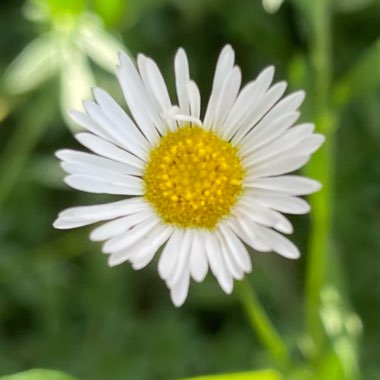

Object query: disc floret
[144,126,244,229]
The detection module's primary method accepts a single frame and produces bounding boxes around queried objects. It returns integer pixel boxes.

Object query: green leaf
[180,369,283,380]
[333,38,380,107]
[0,369,77,380]
[3,33,60,94]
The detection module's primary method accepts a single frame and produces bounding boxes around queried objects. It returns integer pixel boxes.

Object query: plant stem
[236,278,291,369]
[304,0,335,354]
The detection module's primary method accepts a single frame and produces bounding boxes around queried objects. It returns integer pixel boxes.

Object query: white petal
[230,215,286,254]
[238,90,305,148]
[189,231,208,282]
[221,66,275,140]
[240,112,302,158]
[64,173,143,196]
[247,190,311,214]
[247,176,321,195]
[235,200,294,234]
[108,224,171,268]
[218,250,234,294]
[241,122,314,162]
[236,200,278,227]
[219,223,252,273]
[61,161,138,180]
[137,55,171,112]
[211,45,235,92]
[254,224,300,259]
[174,48,190,115]
[204,45,235,129]
[69,109,110,141]
[274,90,305,114]
[247,154,311,179]
[91,87,150,157]
[272,212,293,234]
[167,229,193,287]
[217,229,245,280]
[170,112,202,126]
[90,209,154,241]
[83,99,149,160]
[54,197,146,229]
[170,270,190,307]
[252,91,306,134]
[211,66,241,132]
[255,66,275,87]
[205,232,233,294]
[216,243,234,294]
[204,231,220,277]
[187,81,201,120]
[231,81,288,144]
[244,132,323,168]
[131,226,173,270]
[158,228,183,280]
[75,133,144,174]
[226,216,271,252]
[117,52,163,142]
[116,67,159,143]
[56,149,139,176]
[275,122,315,145]
[295,134,325,155]
[108,252,131,267]
[103,214,159,253]
[235,201,278,228]
[90,216,136,242]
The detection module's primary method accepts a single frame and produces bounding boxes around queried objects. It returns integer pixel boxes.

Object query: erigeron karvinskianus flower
[54,45,324,306]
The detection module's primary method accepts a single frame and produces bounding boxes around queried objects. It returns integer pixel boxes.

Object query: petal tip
[107,254,123,267]
[52,218,63,229]
[170,290,187,307]
[175,47,187,61]
[118,50,129,64]
[55,149,65,160]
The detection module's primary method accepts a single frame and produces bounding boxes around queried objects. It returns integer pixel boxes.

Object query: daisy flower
[54,45,324,306]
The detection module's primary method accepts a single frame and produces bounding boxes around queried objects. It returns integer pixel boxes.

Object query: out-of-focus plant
[3,0,125,129]
[288,0,378,379]
[262,0,285,14]
[1,0,379,378]
[0,0,126,209]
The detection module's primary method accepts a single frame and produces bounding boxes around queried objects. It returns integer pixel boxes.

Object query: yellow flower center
[143,125,244,229]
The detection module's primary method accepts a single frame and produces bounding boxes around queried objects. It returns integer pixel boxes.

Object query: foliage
[0,0,379,379]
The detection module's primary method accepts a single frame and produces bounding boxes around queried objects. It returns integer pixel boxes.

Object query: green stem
[304,0,335,354]
[305,115,335,354]
[236,278,291,369]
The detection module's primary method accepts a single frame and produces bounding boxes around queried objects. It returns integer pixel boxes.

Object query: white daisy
[54,45,324,307]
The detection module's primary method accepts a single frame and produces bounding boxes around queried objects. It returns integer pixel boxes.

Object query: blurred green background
[0,0,379,379]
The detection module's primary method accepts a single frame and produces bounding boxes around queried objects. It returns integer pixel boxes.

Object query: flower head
[54,45,324,306]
